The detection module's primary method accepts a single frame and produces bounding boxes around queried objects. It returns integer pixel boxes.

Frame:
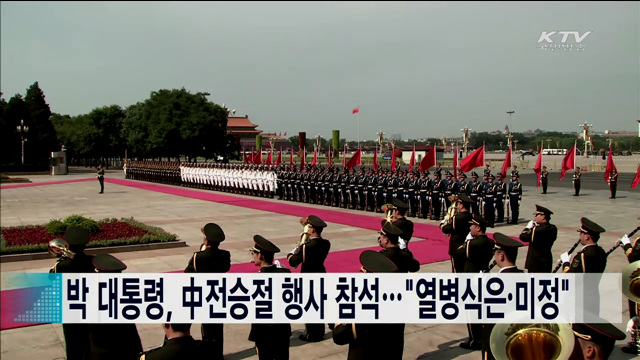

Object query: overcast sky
[1,1,638,140]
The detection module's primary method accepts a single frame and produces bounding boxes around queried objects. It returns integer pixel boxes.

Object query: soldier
[469,172,482,216]
[573,166,582,196]
[50,227,96,360]
[97,164,105,194]
[483,164,491,177]
[348,168,357,209]
[561,218,607,316]
[541,165,549,194]
[510,165,519,180]
[494,173,506,223]
[184,223,230,360]
[456,215,494,350]
[365,169,375,211]
[384,199,414,250]
[431,171,444,221]
[87,254,143,360]
[482,174,497,228]
[396,170,407,203]
[569,322,626,360]
[615,221,640,355]
[377,220,420,273]
[443,171,455,209]
[608,169,618,199]
[440,194,474,273]
[418,171,431,219]
[457,172,469,196]
[332,250,401,360]
[518,204,558,273]
[288,215,331,342]
[375,170,385,212]
[138,324,207,359]
[406,171,418,217]
[356,167,366,211]
[482,233,525,360]
[507,173,522,225]
[248,235,292,360]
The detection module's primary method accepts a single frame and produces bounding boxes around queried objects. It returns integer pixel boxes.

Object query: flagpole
[357,111,360,149]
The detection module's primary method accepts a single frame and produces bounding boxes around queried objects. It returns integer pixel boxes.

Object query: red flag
[311,147,318,166]
[559,144,576,180]
[632,163,640,189]
[419,146,436,172]
[254,150,263,165]
[328,147,332,167]
[373,146,378,170]
[604,143,617,182]
[284,132,287,136]
[265,148,273,166]
[346,149,362,170]
[500,146,512,177]
[459,145,485,173]
[533,143,543,187]
[289,148,293,166]
[352,106,359,114]
[409,145,416,172]
[391,146,397,172]
[343,146,347,168]
[243,149,248,164]
[453,146,458,178]
[275,149,282,166]
[300,147,306,168]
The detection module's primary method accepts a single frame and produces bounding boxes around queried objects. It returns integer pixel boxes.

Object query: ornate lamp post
[579,122,593,157]
[16,119,29,165]
[460,127,472,157]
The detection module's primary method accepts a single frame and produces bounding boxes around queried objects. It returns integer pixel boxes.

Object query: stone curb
[0,240,188,263]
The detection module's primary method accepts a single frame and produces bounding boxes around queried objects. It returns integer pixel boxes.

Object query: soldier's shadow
[416,338,470,359]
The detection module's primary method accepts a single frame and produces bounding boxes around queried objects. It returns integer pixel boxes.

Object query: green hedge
[45,214,100,235]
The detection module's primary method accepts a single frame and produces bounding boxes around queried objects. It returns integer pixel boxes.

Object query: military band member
[541,166,549,194]
[288,215,331,342]
[569,322,626,360]
[50,227,96,360]
[573,166,582,196]
[518,205,558,273]
[495,173,506,223]
[616,220,640,354]
[332,250,401,360]
[482,233,525,360]
[608,169,618,199]
[440,194,473,273]
[138,324,206,359]
[377,220,420,273]
[384,199,414,250]
[88,254,143,360]
[184,223,230,360]
[456,215,494,350]
[508,173,522,225]
[249,235,292,360]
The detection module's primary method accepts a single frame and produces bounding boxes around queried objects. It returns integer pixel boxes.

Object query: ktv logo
[537,31,592,51]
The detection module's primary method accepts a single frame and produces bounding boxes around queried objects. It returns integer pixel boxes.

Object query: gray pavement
[1,167,639,359]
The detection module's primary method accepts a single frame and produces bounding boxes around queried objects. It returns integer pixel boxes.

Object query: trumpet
[48,238,76,259]
[443,194,459,225]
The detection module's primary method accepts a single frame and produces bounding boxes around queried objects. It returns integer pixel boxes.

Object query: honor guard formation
[44,160,638,360]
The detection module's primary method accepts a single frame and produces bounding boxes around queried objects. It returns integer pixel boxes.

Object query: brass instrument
[199,227,208,251]
[48,238,76,259]
[381,204,394,223]
[490,322,575,360]
[622,260,640,355]
[442,194,459,225]
[291,217,313,263]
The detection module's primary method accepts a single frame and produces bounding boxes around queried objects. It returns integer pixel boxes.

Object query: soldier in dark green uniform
[287,215,331,342]
[456,215,494,351]
[617,218,640,354]
[50,227,96,360]
[481,233,525,360]
[248,235,292,360]
[519,204,558,273]
[184,223,230,360]
[569,322,626,360]
[377,220,420,273]
[541,166,549,194]
[97,164,105,194]
[332,250,402,360]
[87,254,143,360]
[138,324,207,360]
[440,194,473,273]
[384,199,414,250]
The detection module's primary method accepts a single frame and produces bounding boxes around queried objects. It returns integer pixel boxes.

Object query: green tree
[24,82,58,164]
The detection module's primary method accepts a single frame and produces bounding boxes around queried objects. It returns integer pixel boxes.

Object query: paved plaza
[1,167,639,360]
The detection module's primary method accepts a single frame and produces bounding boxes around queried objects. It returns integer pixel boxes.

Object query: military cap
[459,172,467,178]
[359,250,398,273]
[488,174,495,180]
[497,172,504,178]
[304,215,327,228]
[492,233,524,250]
[252,235,281,254]
[457,193,473,204]
[392,199,409,210]
[65,227,90,247]
[577,217,605,237]
[445,171,453,177]
[471,171,479,178]
[379,221,403,237]
[511,172,519,178]
[93,254,127,273]
[434,171,441,177]
[471,215,487,230]
[572,322,625,347]
[423,170,430,175]
[534,204,553,216]
[202,223,225,242]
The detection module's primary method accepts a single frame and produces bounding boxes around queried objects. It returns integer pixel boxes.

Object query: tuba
[381,204,394,223]
[490,322,575,360]
[48,238,76,259]
[296,217,313,249]
[622,260,640,355]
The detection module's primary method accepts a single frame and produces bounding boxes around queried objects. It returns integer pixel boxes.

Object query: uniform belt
[367,186,373,188]
[387,187,394,189]
[509,192,519,195]
[340,183,346,185]
[432,191,440,193]
[398,188,405,190]
[497,192,503,195]
[471,193,478,196]
[485,195,494,198]
[377,186,384,188]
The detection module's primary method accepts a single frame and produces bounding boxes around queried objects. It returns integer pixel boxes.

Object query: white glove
[465,232,474,241]
[440,219,447,225]
[274,260,284,268]
[518,200,521,205]
[526,220,535,229]
[626,317,639,333]
[621,235,631,246]
[560,252,570,264]
[398,238,407,250]
[289,247,297,256]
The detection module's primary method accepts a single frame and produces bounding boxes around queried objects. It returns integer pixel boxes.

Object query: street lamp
[514,139,519,151]
[506,111,515,149]
[579,122,593,157]
[546,138,552,149]
[16,119,29,165]
[460,127,472,157]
